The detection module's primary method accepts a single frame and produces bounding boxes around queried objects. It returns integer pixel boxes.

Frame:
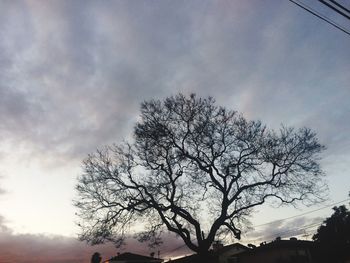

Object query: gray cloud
[0,216,190,263]
[0,0,349,166]
[0,175,6,196]
[244,216,323,244]
[0,224,116,263]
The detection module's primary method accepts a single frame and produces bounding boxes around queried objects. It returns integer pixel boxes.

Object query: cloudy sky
[0,0,349,262]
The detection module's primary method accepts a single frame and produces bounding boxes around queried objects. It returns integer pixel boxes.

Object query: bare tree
[75,94,326,260]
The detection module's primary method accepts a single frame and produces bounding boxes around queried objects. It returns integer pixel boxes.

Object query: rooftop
[106,252,163,263]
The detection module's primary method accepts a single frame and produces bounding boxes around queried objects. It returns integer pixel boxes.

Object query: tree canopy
[75,94,326,257]
[313,204,350,244]
[313,200,350,262]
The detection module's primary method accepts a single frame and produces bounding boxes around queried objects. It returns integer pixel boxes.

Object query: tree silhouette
[91,252,102,263]
[313,198,350,262]
[75,94,326,261]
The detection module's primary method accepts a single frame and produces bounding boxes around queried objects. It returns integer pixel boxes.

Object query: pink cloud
[0,216,190,262]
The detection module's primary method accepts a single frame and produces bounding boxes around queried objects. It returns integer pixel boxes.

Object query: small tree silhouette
[313,195,350,262]
[91,252,102,263]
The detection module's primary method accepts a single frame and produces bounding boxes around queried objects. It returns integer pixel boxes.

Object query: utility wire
[263,221,322,241]
[244,221,323,244]
[253,198,350,228]
[330,0,350,13]
[165,242,189,255]
[166,220,322,256]
[163,198,350,255]
[319,0,350,20]
[289,0,350,36]
[244,199,350,243]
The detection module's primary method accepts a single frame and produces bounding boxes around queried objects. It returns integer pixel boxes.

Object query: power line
[163,198,350,255]
[165,242,189,255]
[264,221,322,240]
[244,221,323,244]
[330,0,350,13]
[289,0,350,36]
[253,198,350,228]
[319,0,350,20]
[244,198,350,243]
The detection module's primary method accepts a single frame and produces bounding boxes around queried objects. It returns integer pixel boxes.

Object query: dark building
[170,243,248,263]
[232,239,317,263]
[105,252,163,263]
[169,239,336,263]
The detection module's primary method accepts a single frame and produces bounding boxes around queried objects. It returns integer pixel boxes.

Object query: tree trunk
[197,250,216,263]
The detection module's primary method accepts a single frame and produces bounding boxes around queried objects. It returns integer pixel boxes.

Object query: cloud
[244,216,323,244]
[0,214,113,263]
[0,215,190,263]
[0,231,115,263]
[0,175,6,196]
[0,0,349,166]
